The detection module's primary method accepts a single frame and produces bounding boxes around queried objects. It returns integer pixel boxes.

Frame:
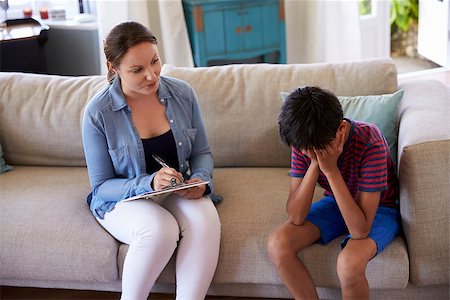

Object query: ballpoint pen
[152,154,170,169]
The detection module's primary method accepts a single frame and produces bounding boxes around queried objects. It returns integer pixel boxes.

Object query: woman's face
[114,42,162,98]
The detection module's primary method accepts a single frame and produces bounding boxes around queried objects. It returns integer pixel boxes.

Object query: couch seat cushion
[117,167,409,289]
[212,168,409,288]
[0,166,119,283]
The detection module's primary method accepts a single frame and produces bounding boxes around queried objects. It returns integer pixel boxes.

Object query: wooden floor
[1,286,121,300]
[0,286,272,300]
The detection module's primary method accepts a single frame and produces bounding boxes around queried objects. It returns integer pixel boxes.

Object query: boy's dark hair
[278,86,343,150]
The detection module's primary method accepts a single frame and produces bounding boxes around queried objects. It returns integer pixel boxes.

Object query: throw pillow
[0,143,12,174]
[280,90,404,163]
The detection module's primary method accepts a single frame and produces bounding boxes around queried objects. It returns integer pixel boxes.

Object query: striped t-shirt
[290,119,399,208]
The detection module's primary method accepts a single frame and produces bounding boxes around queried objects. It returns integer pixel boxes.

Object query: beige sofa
[0,58,448,299]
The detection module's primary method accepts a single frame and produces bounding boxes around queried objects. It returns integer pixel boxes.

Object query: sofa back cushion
[0,73,107,166]
[0,58,397,168]
[162,58,398,167]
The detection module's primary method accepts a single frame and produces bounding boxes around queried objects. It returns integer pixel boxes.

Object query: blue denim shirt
[82,75,214,219]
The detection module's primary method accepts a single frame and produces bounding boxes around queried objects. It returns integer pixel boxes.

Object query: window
[359,0,373,16]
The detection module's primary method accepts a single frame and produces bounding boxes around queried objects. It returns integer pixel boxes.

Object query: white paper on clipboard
[122,180,210,202]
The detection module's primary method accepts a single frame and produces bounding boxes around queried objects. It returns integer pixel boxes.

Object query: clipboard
[122,180,210,202]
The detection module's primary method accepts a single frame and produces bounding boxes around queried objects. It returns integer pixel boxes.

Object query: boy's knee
[336,250,366,286]
[267,227,295,263]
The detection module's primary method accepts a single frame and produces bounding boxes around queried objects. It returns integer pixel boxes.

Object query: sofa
[0,58,448,299]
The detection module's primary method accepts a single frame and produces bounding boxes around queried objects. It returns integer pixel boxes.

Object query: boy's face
[301,120,347,154]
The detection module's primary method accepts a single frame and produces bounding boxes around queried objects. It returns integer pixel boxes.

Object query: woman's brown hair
[104,21,158,84]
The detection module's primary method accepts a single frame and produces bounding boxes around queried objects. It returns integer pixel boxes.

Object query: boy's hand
[301,148,319,167]
[314,129,345,175]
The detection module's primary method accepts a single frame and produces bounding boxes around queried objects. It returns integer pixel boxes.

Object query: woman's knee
[198,201,221,231]
[176,198,221,237]
[133,210,180,247]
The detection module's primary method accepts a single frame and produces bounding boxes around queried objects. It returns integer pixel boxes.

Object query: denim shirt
[82,75,214,219]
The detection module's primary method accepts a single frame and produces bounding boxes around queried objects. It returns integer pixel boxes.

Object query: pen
[152,154,171,169]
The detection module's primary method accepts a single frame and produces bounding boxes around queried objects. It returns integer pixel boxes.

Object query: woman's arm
[82,106,154,202]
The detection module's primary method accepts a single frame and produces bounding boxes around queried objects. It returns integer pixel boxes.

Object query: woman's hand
[153,167,184,191]
[175,177,206,199]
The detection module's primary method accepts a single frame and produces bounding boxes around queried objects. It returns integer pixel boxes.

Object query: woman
[82,21,221,300]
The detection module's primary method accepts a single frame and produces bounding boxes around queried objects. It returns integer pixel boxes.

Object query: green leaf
[390,0,419,32]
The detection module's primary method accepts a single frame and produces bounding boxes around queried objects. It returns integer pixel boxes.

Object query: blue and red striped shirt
[290,119,399,208]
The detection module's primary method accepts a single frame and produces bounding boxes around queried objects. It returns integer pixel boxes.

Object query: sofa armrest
[397,80,450,286]
[398,80,450,153]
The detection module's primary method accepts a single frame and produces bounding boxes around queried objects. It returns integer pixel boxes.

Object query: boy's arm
[315,131,380,239]
[325,171,380,239]
[286,150,320,225]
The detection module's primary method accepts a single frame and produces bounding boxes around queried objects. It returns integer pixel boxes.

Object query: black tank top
[142,129,179,174]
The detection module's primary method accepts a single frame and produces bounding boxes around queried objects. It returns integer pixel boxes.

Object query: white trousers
[96,194,221,300]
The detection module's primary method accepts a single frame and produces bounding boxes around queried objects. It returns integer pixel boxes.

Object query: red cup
[23,7,32,18]
[40,8,49,20]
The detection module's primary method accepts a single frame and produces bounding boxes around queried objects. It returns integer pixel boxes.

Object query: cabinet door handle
[278,0,285,21]
[193,6,204,32]
[236,26,242,33]
[245,25,252,32]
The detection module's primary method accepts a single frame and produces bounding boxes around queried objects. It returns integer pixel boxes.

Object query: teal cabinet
[182,0,286,66]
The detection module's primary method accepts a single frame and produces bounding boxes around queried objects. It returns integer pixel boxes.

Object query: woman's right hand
[152,167,184,191]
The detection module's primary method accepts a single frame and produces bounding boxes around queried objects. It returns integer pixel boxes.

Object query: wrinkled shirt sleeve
[187,90,214,194]
[82,96,154,208]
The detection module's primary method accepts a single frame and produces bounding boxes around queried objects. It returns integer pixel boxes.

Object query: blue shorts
[305,196,400,256]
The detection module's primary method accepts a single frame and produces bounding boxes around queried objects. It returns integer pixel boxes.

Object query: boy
[267,86,400,300]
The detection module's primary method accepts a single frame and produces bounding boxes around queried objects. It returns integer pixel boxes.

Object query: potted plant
[390,0,419,57]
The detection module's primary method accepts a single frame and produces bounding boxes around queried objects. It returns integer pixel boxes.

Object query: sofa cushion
[0,166,119,283]
[116,167,409,289]
[162,58,398,168]
[212,168,408,288]
[280,89,404,162]
[339,90,403,162]
[0,73,107,167]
